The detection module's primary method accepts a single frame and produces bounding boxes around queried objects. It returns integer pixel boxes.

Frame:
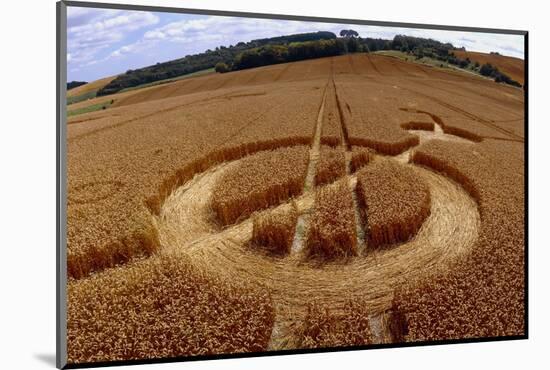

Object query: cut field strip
[365,54,383,76]
[290,80,329,255]
[332,78,367,255]
[272,80,330,348]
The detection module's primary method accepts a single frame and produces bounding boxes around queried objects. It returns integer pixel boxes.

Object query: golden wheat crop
[349,146,373,173]
[305,180,357,260]
[66,53,524,362]
[251,203,298,255]
[400,121,435,131]
[320,82,343,147]
[333,81,420,155]
[67,80,324,279]
[315,146,346,186]
[211,146,309,226]
[67,252,274,364]
[299,300,374,348]
[393,139,524,340]
[356,159,431,248]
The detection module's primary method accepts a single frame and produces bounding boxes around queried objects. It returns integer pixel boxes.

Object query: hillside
[67,74,118,105]
[67,75,117,97]
[453,50,524,85]
[69,33,527,106]
[67,34,525,115]
[97,31,337,96]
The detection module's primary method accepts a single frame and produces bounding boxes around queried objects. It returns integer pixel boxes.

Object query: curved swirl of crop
[156,144,480,349]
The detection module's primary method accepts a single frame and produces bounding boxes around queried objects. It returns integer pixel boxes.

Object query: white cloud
[68,12,158,36]
[142,16,334,45]
[67,7,159,65]
[99,17,339,64]
[67,8,123,28]
[109,40,150,59]
[67,7,94,19]
[338,25,524,58]
[143,29,166,40]
[138,16,523,58]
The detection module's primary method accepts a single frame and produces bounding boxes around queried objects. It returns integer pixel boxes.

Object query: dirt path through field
[270,80,330,349]
[332,78,368,255]
[290,81,329,259]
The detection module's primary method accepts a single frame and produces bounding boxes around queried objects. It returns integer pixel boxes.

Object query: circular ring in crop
[155,145,480,337]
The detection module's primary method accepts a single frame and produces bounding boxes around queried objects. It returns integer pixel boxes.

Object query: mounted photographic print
[56,1,527,368]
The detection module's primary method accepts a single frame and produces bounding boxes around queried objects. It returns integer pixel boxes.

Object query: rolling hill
[453,50,524,85]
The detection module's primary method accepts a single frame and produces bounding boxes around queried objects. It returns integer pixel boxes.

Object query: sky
[67,6,525,82]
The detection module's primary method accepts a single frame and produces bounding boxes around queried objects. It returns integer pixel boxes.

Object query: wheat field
[66,53,524,364]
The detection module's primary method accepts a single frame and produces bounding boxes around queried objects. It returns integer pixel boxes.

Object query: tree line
[67,81,87,90]
[97,32,336,96]
[479,63,522,87]
[97,31,522,96]
[379,35,522,87]
[224,38,359,71]
[217,32,368,72]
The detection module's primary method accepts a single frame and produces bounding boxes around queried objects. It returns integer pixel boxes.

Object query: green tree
[346,37,360,53]
[215,62,230,73]
[480,63,496,77]
[340,29,359,38]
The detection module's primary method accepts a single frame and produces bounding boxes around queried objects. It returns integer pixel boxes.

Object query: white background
[0,0,547,368]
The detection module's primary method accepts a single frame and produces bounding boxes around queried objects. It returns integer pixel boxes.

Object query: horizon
[67,7,525,82]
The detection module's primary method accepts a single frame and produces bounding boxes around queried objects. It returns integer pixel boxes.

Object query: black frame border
[57,1,529,369]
